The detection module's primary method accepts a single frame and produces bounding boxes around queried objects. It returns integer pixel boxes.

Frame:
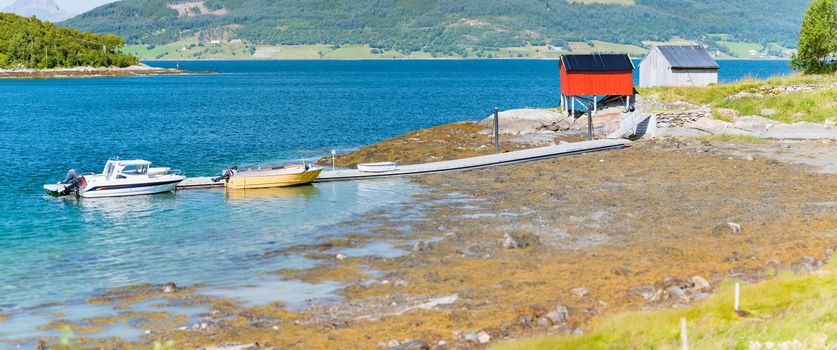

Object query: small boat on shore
[44,159,185,198]
[213,164,322,189]
[357,162,397,173]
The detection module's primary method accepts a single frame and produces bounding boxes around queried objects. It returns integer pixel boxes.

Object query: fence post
[494,107,500,154]
[734,282,740,311]
[680,317,688,350]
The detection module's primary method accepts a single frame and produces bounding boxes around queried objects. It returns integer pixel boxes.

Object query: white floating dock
[177,139,629,189]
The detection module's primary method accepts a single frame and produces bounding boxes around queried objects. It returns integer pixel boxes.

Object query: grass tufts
[494,257,837,350]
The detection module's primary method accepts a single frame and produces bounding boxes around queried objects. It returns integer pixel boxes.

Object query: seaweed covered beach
[14,135,835,350]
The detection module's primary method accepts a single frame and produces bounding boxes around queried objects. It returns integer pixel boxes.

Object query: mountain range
[62,0,808,58]
[3,0,74,22]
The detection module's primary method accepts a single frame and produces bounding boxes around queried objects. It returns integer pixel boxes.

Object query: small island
[0,13,195,79]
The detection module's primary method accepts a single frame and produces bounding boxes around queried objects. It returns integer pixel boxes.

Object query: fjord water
[0,60,791,322]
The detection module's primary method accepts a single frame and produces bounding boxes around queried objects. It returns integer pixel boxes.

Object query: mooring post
[587,110,593,141]
[493,107,500,153]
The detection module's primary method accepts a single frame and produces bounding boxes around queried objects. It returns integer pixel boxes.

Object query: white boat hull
[78,179,182,198]
[44,159,185,198]
[357,162,397,173]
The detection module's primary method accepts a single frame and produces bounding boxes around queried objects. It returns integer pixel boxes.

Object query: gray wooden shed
[639,45,719,87]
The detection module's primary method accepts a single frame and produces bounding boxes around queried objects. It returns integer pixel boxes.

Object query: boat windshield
[121,164,148,175]
[105,163,114,179]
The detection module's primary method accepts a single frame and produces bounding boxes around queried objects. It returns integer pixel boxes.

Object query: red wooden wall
[560,62,634,96]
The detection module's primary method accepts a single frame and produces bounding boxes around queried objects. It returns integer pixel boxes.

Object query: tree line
[0,13,138,69]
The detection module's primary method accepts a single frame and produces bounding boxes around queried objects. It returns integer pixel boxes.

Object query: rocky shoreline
[0,64,205,79]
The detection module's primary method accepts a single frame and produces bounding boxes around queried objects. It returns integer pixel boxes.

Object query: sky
[0,0,118,14]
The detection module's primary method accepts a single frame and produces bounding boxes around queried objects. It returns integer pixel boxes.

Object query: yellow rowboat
[214,164,322,190]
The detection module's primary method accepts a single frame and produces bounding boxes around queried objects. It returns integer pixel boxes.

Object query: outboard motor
[59,169,83,196]
[212,166,238,183]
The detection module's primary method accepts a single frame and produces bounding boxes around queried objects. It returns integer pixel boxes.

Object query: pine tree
[791,0,837,73]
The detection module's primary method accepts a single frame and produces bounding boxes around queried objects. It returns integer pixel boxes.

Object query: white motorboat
[356,162,397,173]
[44,159,185,198]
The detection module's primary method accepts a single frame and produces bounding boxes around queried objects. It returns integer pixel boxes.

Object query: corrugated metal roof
[657,45,719,69]
[560,54,634,72]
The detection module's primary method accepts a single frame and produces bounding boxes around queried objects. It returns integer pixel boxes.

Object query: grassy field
[640,73,837,123]
[495,258,837,350]
[641,37,696,48]
[123,41,253,60]
[717,41,765,58]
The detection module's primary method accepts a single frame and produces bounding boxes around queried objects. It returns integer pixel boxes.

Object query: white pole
[734,283,740,311]
[626,95,630,110]
[594,97,598,115]
[571,97,575,116]
[680,317,688,350]
[331,149,336,171]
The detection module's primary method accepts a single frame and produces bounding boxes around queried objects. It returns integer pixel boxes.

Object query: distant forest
[64,0,808,55]
[0,13,138,69]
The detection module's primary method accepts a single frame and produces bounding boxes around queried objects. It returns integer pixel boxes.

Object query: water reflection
[223,185,320,202]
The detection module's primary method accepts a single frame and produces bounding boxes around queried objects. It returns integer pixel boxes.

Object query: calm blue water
[0,60,792,337]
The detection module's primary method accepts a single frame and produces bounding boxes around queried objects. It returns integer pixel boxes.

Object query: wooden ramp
[177,139,629,189]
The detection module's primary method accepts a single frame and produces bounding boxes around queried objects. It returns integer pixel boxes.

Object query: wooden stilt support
[571,97,575,117]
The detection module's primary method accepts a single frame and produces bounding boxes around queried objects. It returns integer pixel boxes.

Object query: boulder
[666,286,687,300]
[479,109,565,135]
[544,305,568,323]
[501,232,540,249]
[388,340,429,350]
[733,115,780,131]
[761,108,779,116]
[161,282,178,293]
[727,222,742,234]
[690,276,711,291]
[476,331,491,344]
[412,241,428,252]
[792,256,817,274]
[713,108,740,120]
[689,117,757,136]
[571,287,589,298]
[628,284,658,301]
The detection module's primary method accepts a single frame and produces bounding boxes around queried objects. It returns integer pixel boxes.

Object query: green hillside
[62,0,808,58]
[0,13,137,69]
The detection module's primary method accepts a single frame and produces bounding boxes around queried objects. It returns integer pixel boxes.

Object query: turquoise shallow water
[0,60,792,337]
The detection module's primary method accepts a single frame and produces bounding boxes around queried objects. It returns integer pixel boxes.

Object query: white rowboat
[356,162,397,173]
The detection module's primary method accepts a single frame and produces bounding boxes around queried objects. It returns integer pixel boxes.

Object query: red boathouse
[559,54,635,96]
[558,54,636,140]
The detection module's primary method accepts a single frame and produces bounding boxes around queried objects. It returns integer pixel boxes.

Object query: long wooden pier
[176,139,629,189]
